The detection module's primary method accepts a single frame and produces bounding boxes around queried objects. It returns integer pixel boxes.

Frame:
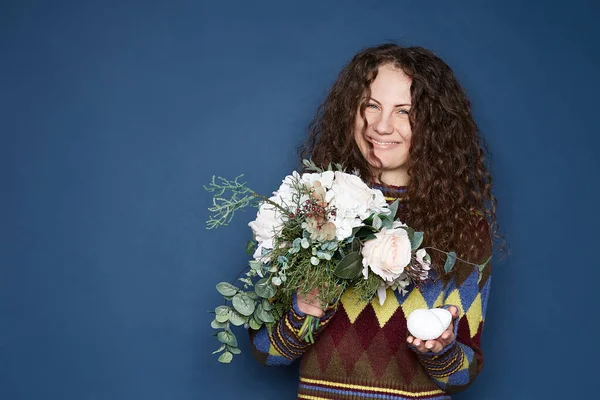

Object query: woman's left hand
[406,305,460,353]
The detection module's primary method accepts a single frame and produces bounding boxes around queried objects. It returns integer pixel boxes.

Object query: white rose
[301,170,335,189]
[248,174,297,260]
[328,172,390,240]
[248,199,283,260]
[361,227,412,282]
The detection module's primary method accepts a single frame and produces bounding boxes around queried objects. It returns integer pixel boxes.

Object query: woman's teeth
[373,139,399,145]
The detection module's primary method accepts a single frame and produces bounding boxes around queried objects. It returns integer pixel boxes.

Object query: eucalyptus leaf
[232,293,256,316]
[217,331,238,347]
[245,240,256,255]
[229,347,241,355]
[218,351,233,363]
[255,303,274,323]
[261,298,273,311]
[215,306,230,323]
[388,199,400,219]
[249,317,262,330]
[334,252,363,279]
[216,282,238,297]
[444,251,457,273]
[411,232,424,250]
[228,310,247,326]
[381,218,393,230]
[255,278,276,299]
[211,319,227,329]
[402,226,415,242]
[246,291,258,300]
[212,344,226,354]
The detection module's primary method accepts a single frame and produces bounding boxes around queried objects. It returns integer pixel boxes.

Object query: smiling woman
[354,65,414,186]
[248,43,501,400]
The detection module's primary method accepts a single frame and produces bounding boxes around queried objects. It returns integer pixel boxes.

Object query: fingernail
[425,343,432,349]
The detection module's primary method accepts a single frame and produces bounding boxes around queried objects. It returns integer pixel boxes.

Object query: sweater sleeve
[248,292,337,366]
[413,224,493,394]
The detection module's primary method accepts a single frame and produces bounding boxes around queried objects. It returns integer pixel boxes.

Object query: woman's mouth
[369,137,400,148]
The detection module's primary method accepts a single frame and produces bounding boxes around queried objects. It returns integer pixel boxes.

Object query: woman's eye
[366,103,379,110]
[397,109,409,115]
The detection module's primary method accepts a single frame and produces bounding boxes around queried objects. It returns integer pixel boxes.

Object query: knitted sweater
[249,185,492,399]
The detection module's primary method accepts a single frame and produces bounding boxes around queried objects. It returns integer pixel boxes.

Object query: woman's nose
[373,113,394,135]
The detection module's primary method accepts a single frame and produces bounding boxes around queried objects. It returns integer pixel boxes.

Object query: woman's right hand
[297,288,325,318]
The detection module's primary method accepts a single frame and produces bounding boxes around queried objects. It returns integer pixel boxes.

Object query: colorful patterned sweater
[249,185,492,399]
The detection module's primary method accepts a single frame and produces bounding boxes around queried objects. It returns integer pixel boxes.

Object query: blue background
[2,0,599,399]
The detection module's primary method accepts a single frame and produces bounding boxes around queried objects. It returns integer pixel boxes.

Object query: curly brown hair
[299,44,501,274]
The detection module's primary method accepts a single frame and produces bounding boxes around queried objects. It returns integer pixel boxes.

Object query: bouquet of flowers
[206,160,458,363]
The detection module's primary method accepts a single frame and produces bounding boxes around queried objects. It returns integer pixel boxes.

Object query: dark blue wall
[2,0,599,399]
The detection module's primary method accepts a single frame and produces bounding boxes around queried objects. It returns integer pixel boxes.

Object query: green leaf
[250,317,263,331]
[212,344,226,354]
[249,316,262,330]
[228,310,247,326]
[211,319,227,329]
[354,226,377,239]
[245,240,256,255]
[334,252,363,279]
[229,347,241,355]
[255,303,274,323]
[444,251,457,273]
[255,278,276,299]
[246,291,258,300]
[216,282,238,297]
[218,351,233,363]
[261,298,273,311]
[388,199,400,219]
[372,215,382,230]
[411,232,424,250]
[215,306,230,323]
[217,331,238,347]
[479,255,492,271]
[402,226,415,242]
[232,293,256,316]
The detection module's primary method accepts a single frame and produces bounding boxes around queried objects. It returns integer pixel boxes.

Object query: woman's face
[354,65,413,186]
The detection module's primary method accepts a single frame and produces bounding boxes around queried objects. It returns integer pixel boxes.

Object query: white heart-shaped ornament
[407,308,452,341]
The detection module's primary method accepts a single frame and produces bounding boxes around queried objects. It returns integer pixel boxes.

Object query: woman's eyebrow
[368,97,411,107]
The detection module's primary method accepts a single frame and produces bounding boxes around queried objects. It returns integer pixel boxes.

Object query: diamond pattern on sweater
[457,272,479,312]
[336,324,364,373]
[445,289,462,315]
[354,305,381,349]
[465,293,482,338]
[314,329,335,372]
[340,288,366,323]
[366,330,395,379]
[400,288,428,319]
[422,279,445,308]
[372,288,400,327]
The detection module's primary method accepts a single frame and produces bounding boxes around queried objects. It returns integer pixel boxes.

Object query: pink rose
[361,228,412,282]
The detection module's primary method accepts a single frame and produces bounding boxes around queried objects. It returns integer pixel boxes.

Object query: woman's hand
[406,305,460,353]
[297,288,325,318]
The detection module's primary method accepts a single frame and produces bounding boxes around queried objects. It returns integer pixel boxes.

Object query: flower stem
[421,247,482,268]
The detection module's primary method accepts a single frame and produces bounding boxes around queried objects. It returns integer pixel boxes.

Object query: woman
[249,44,499,400]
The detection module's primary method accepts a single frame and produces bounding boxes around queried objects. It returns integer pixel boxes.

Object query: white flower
[361,227,412,282]
[327,172,390,240]
[248,173,297,261]
[301,170,335,189]
[248,199,283,261]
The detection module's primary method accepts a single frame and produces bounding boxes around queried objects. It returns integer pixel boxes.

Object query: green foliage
[444,251,457,273]
[204,175,258,229]
[334,252,363,279]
